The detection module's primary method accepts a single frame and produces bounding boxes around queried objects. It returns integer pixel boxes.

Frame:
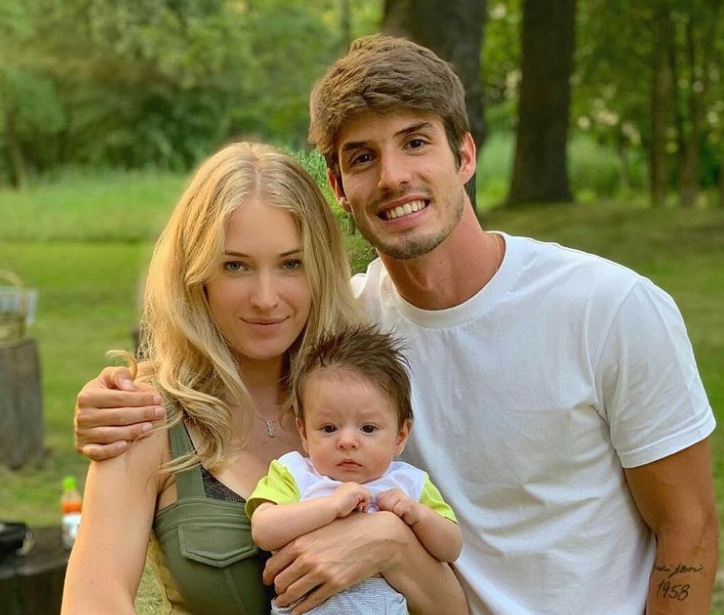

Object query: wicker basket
[0,270,27,346]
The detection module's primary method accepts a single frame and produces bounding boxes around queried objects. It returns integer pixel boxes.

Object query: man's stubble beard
[354,188,466,261]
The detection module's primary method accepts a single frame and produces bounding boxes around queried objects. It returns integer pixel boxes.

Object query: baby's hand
[332,482,372,517]
[377,488,422,526]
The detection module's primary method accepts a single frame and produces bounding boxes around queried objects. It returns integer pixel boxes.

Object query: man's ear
[296,417,309,454]
[395,419,412,456]
[327,169,352,213]
[458,132,477,185]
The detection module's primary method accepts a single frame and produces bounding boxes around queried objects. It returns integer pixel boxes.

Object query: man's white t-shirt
[351,234,715,615]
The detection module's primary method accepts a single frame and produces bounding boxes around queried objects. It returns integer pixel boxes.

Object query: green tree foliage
[0,0,382,184]
[481,0,520,130]
[484,0,722,205]
[0,0,66,185]
[575,0,723,206]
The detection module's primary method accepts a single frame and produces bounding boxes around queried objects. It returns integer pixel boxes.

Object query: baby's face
[297,372,411,483]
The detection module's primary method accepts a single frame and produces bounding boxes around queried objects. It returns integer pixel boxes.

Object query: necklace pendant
[265,420,277,438]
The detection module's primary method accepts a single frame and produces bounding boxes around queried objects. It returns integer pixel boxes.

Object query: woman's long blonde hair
[137,142,363,470]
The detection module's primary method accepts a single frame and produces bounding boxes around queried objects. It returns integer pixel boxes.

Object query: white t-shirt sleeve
[596,278,715,468]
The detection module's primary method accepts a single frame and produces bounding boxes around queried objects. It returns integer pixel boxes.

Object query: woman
[61,142,361,615]
[61,143,467,615]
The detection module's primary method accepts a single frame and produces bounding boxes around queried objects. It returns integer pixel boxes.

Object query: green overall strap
[168,419,207,499]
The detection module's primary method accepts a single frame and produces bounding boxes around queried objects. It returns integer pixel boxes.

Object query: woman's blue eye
[223,261,245,272]
[283,259,303,271]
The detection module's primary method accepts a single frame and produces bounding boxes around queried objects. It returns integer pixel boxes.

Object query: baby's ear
[296,417,309,454]
[395,419,412,456]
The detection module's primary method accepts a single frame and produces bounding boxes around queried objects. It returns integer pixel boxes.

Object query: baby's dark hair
[293,325,413,427]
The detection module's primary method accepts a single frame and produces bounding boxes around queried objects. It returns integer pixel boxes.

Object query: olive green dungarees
[148,421,273,615]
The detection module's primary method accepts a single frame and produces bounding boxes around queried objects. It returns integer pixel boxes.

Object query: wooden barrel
[0,338,43,468]
[0,526,69,615]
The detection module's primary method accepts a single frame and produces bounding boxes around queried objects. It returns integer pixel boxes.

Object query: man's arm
[624,438,718,615]
[264,511,469,615]
[75,366,166,460]
[251,483,371,551]
[377,487,462,562]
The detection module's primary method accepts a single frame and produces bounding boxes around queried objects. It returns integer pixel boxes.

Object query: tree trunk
[719,157,724,209]
[678,0,721,208]
[678,16,700,208]
[382,0,487,209]
[0,339,44,469]
[340,0,352,51]
[617,128,630,193]
[506,0,576,206]
[4,111,28,190]
[650,7,672,207]
[670,30,687,198]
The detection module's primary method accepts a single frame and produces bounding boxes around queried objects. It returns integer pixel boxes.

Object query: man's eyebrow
[341,140,367,153]
[224,248,303,257]
[397,121,433,136]
[341,122,434,153]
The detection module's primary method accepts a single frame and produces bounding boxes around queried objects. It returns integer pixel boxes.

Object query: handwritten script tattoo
[653,562,705,602]
[654,562,705,579]
[656,581,690,601]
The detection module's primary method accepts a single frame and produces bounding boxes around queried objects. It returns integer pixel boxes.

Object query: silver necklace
[256,414,280,438]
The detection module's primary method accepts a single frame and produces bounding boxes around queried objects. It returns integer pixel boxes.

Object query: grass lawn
[0,173,722,612]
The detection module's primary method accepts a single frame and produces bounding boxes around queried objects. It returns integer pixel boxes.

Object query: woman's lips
[242,318,287,333]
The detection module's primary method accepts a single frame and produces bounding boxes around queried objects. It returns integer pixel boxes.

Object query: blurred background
[0,0,722,612]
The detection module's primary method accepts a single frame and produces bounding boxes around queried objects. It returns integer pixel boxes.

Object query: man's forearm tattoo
[653,562,706,602]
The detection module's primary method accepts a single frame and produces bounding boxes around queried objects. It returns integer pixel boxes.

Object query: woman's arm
[377,488,462,562]
[61,428,166,615]
[264,511,469,615]
[251,482,371,551]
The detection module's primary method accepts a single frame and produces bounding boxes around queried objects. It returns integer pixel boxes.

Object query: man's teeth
[383,200,426,220]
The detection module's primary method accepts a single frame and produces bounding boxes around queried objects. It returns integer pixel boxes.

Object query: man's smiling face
[332,110,475,261]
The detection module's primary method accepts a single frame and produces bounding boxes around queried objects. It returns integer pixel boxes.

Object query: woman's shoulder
[91,424,170,489]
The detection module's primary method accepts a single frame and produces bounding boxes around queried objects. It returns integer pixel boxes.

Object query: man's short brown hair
[293,325,413,427]
[308,34,469,185]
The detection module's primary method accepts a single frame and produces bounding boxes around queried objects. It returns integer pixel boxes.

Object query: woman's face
[206,198,312,367]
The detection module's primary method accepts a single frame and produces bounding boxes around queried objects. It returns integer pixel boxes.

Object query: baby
[246,326,462,615]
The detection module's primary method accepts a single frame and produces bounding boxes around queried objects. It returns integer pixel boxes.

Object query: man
[75,36,718,614]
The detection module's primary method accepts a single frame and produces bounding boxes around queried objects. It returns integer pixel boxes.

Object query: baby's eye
[223,261,247,273]
[361,425,377,434]
[322,425,337,434]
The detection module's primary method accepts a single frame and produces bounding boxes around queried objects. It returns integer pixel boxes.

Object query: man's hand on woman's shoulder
[75,366,166,461]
